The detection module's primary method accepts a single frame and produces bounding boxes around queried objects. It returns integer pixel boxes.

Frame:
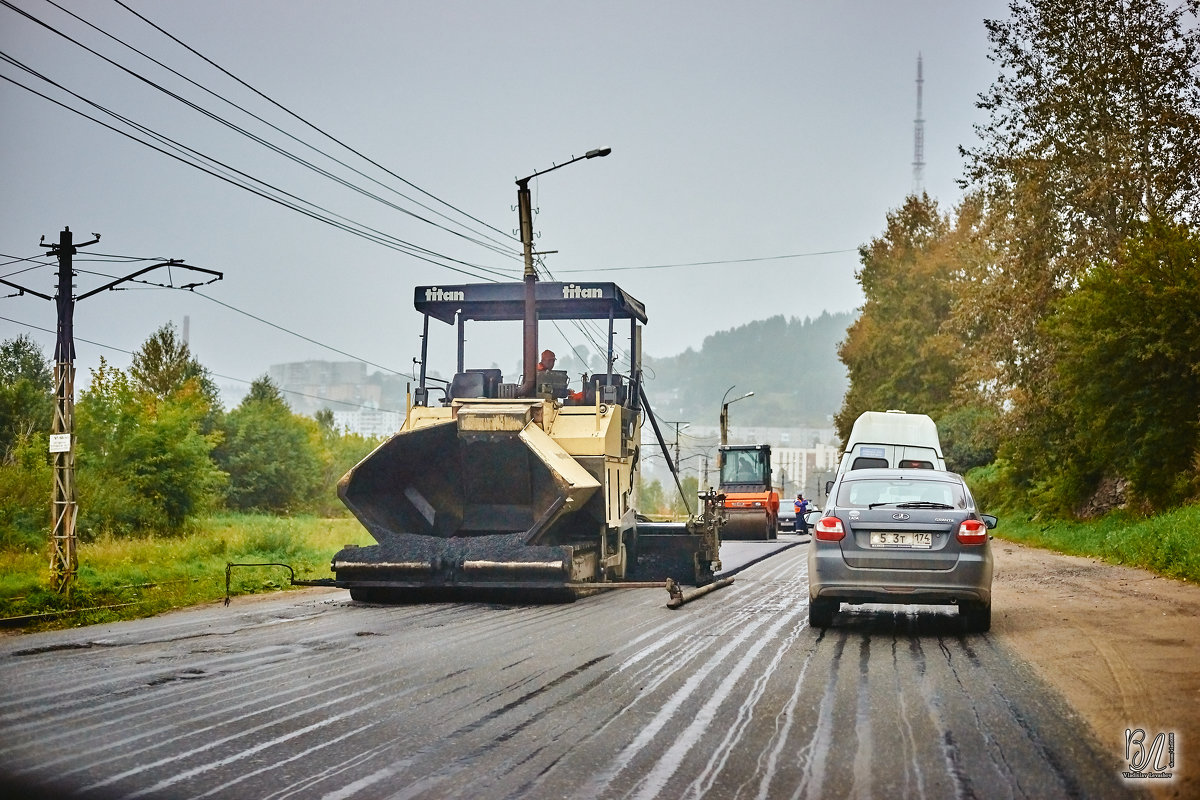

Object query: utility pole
[2,227,222,595]
[46,227,96,595]
[664,421,688,473]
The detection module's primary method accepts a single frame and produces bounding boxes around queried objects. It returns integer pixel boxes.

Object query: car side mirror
[981,514,998,530]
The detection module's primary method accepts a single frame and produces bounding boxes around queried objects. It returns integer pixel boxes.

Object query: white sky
[0,0,1009,405]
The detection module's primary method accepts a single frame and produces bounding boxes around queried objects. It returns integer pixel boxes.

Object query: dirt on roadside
[992,540,1200,799]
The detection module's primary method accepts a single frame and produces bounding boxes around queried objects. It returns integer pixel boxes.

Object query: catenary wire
[0,47,517,280]
[29,254,416,378]
[45,0,518,253]
[0,66,515,283]
[0,313,409,413]
[109,0,517,245]
[4,0,519,261]
[192,290,414,379]
[557,248,858,273]
[1,252,55,279]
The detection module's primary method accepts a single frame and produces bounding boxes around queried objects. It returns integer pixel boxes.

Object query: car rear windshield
[837,478,966,509]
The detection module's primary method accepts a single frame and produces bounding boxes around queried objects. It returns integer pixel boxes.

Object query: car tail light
[814,516,845,541]
[957,519,988,545]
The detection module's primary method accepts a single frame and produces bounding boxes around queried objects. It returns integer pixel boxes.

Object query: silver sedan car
[807,468,996,631]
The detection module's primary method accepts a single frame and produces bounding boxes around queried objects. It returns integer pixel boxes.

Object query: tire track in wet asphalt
[0,545,1139,799]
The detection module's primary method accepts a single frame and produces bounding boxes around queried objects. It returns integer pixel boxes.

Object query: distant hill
[640,311,854,427]
[271,311,853,426]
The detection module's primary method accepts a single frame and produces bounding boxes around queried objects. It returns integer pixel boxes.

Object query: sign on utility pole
[2,226,222,595]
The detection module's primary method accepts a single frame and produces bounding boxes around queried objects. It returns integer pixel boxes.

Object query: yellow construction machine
[329,280,722,602]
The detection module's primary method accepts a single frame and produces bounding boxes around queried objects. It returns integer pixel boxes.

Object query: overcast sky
[1,0,1009,407]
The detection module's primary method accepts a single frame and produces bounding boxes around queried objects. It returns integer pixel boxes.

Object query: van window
[851,457,889,470]
[898,459,934,469]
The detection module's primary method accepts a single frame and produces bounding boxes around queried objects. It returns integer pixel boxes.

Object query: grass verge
[0,514,374,632]
[5,506,1197,632]
[993,504,1200,585]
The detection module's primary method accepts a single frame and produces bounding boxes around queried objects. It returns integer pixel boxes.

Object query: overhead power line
[5,0,517,258]
[14,252,417,379]
[0,313,407,413]
[0,64,515,283]
[0,5,520,281]
[108,0,517,245]
[192,290,414,379]
[557,248,858,274]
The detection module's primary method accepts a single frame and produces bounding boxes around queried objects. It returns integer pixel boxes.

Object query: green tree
[835,194,987,445]
[0,334,53,463]
[960,0,1200,391]
[130,322,221,409]
[0,336,54,550]
[637,477,666,516]
[961,0,1200,364]
[0,429,52,550]
[1046,220,1200,510]
[309,408,379,516]
[75,358,225,535]
[956,0,1200,513]
[964,0,1200,260]
[668,475,700,519]
[215,376,322,512]
[938,404,1001,474]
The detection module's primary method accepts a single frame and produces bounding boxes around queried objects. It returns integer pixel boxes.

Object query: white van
[837,410,945,474]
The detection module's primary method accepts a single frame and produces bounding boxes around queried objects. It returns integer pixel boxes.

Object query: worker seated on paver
[535,349,570,400]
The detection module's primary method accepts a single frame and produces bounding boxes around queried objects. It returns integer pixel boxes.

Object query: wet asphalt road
[0,539,1136,799]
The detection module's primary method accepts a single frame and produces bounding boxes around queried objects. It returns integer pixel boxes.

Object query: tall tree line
[837,0,1200,515]
[0,325,379,549]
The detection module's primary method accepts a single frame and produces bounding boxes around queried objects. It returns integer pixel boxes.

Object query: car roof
[837,467,966,482]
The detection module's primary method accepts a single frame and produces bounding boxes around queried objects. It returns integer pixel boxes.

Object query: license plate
[870,531,932,548]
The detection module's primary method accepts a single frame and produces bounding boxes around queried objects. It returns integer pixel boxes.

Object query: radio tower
[912,53,926,195]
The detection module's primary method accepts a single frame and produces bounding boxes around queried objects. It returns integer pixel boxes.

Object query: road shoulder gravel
[991,539,1199,799]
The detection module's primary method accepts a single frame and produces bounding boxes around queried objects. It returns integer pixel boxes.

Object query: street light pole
[719,386,755,448]
[514,148,610,397]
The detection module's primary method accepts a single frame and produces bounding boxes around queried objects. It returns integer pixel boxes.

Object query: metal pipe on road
[666,576,735,609]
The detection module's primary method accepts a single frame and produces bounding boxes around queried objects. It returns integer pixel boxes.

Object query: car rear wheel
[960,600,991,633]
[809,597,837,628]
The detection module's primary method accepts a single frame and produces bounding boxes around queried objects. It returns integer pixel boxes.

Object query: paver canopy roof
[414,281,648,325]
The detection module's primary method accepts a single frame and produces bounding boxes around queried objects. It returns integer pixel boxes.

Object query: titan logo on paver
[562,284,603,299]
[424,287,465,302]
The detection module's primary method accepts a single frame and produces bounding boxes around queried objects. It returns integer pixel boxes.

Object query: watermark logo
[1122,728,1175,780]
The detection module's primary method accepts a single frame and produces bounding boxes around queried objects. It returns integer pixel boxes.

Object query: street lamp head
[519,147,612,185]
